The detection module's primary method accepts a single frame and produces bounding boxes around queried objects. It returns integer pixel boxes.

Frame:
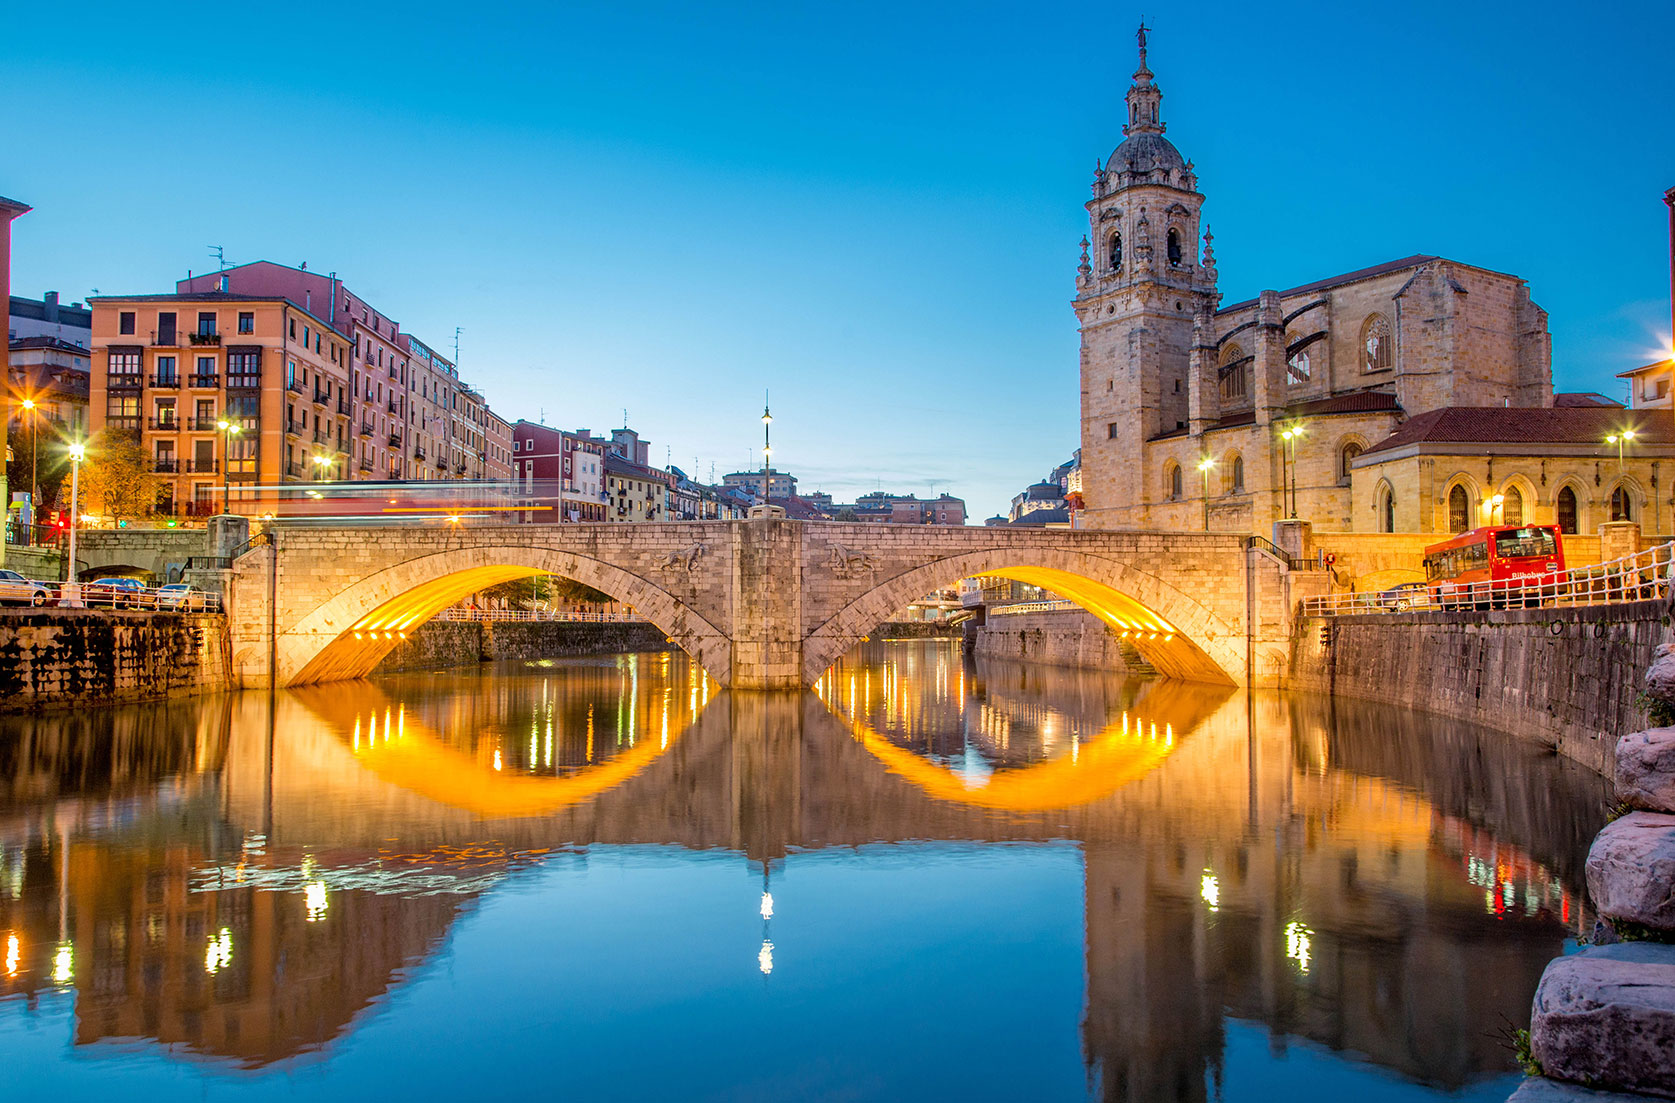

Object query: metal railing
[989,599,1081,616]
[53,583,224,612]
[432,607,646,623]
[1302,540,1675,617]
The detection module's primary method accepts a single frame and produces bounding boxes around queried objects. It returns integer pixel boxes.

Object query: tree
[477,573,614,609]
[4,415,69,520]
[78,428,157,526]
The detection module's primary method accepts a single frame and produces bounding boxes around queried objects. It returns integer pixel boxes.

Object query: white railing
[47,583,225,613]
[988,599,1082,616]
[1302,541,1675,617]
[432,607,645,623]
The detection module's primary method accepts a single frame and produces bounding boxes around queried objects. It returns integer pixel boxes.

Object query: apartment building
[511,421,608,522]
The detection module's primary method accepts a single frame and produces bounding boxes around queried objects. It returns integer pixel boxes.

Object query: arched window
[1611,485,1634,522]
[1218,344,1248,402]
[1361,314,1393,372]
[1448,484,1470,533]
[1109,231,1122,272]
[1287,349,1310,385]
[1502,486,1524,527]
[1227,455,1244,494]
[1166,462,1182,501]
[1557,486,1579,534]
[1166,228,1183,266]
[1378,484,1396,533]
[1339,442,1363,485]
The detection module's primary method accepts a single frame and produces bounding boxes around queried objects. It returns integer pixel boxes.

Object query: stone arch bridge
[218,518,1310,690]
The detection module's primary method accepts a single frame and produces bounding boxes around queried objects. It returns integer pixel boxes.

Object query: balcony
[185,417,221,432]
[150,331,179,348]
[189,332,221,346]
[455,460,467,474]
[313,390,331,406]
[359,458,374,473]
[285,420,304,436]
[413,445,427,461]
[154,458,178,473]
[147,416,181,430]
[187,459,219,474]
[150,375,180,389]
[286,379,305,395]
[187,373,219,388]
[313,430,331,446]
[388,432,402,448]
[359,422,375,436]
[387,400,400,414]
[337,398,352,416]
[284,461,304,479]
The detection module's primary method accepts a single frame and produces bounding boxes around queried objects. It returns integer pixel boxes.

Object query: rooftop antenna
[453,327,461,366]
[209,245,228,272]
[622,408,629,428]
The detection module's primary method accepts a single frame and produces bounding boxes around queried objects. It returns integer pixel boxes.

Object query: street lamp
[1280,422,1306,518]
[1607,428,1636,473]
[63,441,85,607]
[760,400,773,504]
[312,454,333,481]
[1488,493,1505,525]
[19,397,38,540]
[216,419,242,515]
[1197,456,1215,532]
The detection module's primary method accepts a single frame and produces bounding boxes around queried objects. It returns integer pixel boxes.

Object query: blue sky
[4,1,1672,519]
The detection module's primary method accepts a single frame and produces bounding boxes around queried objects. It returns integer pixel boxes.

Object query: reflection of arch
[281,544,729,687]
[801,550,1247,687]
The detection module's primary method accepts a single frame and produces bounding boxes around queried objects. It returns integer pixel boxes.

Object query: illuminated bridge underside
[222,520,1296,690]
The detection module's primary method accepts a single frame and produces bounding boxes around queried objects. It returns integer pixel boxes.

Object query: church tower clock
[1076,26,1219,527]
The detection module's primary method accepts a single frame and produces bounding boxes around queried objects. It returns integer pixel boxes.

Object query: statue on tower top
[1137,19,1149,52]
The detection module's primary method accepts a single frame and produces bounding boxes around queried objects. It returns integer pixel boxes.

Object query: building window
[1109,231,1122,271]
[1557,486,1579,534]
[1378,485,1396,533]
[1227,455,1244,494]
[108,349,142,382]
[197,312,216,337]
[1107,422,1119,439]
[1166,228,1182,266]
[1339,442,1363,485]
[155,355,177,386]
[1286,349,1310,384]
[1166,462,1182,501]
[1218,345,1247,401]
[1448,484,1470,533]
[1361,313,1393,372]
[227,351,261,388]
[1611,485,1634,522]
[119,311,136,335]
[1502,486,1524,526]
[238,311,254,334]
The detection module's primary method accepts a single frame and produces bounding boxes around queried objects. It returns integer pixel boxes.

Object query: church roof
[1107,132,1186,178]
[1361,406,1669,456]
[1217,256,1440,315]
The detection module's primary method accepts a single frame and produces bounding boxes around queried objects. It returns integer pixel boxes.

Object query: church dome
[1107,132,1185,178]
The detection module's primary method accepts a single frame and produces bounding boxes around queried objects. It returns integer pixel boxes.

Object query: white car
[157,583,212,611]
[0,569,56,607]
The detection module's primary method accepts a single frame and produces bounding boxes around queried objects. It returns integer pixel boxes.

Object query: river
[0,641,1608,1101]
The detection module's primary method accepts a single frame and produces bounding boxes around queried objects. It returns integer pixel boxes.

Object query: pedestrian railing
[988,599,1082,616]
[1302,540,1675,617]
[65,583,224,613]
[433,607,645,623]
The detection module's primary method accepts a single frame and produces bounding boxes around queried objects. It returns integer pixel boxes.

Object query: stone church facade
[1077,32,1556,537]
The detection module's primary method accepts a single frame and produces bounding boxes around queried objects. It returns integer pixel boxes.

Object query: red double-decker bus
[1424,524,1566,608]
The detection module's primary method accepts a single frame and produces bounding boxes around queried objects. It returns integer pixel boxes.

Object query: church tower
[1076,27,1219,527]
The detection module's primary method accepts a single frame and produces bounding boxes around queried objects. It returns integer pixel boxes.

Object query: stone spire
[1123,22,1165,137]
[1201,228,1218,286]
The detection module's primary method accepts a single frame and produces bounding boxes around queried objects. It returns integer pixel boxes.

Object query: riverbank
[0,609,229,710]
[374,619,677,672]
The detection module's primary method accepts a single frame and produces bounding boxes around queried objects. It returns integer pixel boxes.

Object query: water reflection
[0,643,1608,1099]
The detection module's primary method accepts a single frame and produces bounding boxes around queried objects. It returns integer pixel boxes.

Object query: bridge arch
[801,548,1248,686]
[276,543,731,687]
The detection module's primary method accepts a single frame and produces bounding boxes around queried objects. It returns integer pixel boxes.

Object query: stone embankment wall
[972,609,1150,674]
[0,544,65,582]
[0,610,229,710]
[1292,602,1666,775]
[376,619,675,672]
[872,621,960,639]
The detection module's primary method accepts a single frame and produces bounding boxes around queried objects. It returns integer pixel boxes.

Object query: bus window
[1493,527,1557,560]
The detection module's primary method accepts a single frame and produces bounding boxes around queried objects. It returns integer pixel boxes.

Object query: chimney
[218,274,229,293]
[43,290,58,321]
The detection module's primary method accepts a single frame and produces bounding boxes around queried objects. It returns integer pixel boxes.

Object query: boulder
[1618,729,1675,814]
[1530,943,1675,1098]
[1586,813,1675,931]
[1647,643,1675,705]
[1507,1075,1666,1101]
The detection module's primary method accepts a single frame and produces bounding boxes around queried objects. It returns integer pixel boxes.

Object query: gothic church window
[1287,350,1310,384]
[1109,232,1122,271]
[1611,486,1634,522]
[1557,486,1579,534]
[1502,486,1524,526]
[1227,455,1244,494]
[1166,228,1182,266]
[1377,484,1396,532]
[1166,462,1182,501]
[1218,345,1248,402]
[1339,442,1363,485]
[1448,484,1470,533]
[1361,314,1393,372]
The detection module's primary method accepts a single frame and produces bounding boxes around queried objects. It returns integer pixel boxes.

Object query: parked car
[0,569,55,607]
[1377,581,1431,610]
[82,577,149,608]
[157,583,211,611]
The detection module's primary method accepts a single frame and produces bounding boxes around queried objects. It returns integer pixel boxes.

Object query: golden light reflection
[1285,921,1313,974]
[51,941,73,985]
[4,932,18,976]
[760,892,774,920]
[1200,871,1220,910]
[758,939,774,975]
[205,927,234,974]
[305,881,329,922]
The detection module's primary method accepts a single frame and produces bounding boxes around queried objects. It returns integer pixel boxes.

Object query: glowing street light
[62,441,86,607]
[216,419,242,514]
[1197,456,1215,532]
[312,453,333,480]
[18,397,39,538]
[1279,422,1307,518]
[1606,428,1637,473]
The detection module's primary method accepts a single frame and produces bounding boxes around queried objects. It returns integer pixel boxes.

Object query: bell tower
[1076,25,1219,527]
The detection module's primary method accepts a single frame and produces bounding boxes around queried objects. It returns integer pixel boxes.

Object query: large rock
[1508,1076,1666,1101]
[1647,644,1675,705]
[1619,729,1675,814]
[1587,813,1675,931]
[1530,943,1675,1097]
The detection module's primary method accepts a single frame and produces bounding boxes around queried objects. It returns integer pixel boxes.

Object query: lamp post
[20,397,38,540]
[1280,423,1305,519]
[216,419,242,514]
[1607,428,1636,474]
[62,441,85,606]
[760,400,773,505]
[1488,493,1504,525]
[312,454,333,481]
[1197,456,1215,532]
